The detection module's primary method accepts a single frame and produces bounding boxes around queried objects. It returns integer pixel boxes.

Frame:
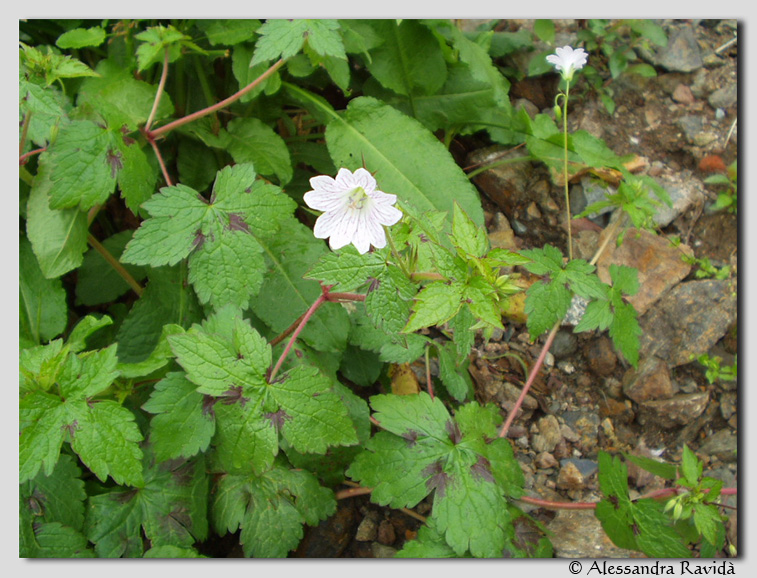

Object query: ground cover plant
[19,18,737,558]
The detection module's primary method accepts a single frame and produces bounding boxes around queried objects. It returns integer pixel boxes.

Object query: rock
[638,279,737,366]
[719,392,737,420]
[708,83,737,110]
[699,429,737,462]
[556,461,586,490]
[570,177,616,219]
[651,170,707,227]
[654,25,703,72]
[295,501,356,557]
[638,392,709,428]
[370,543,397,558]
[377,520,396,546]
[678,114,704,144]
[672,83,696,105]
[622,356,677,403]
[514,97,539,118]
[355,511,379,542]
[532,415,562,453]
[468,146,535,214]
[596,227,693,316]
[562,410,600,454]
[535,451,559,469]
[488,212,519,252]
[551,329,578,359]
[546,509,642,558]
[585,336,618,376]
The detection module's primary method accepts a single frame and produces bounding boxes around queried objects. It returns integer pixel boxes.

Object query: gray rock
[699,429,737,462]
[677,115,705,145]
[622,356,677,403]
[639,279,737,366]
[552,329,578,359]
[638,392,710,428]
[562,410,600,454]
[708,84,737,110]
[355,512,379,542]
[651,170,707,227]
[654,25,703,72]
[371,543,398,558]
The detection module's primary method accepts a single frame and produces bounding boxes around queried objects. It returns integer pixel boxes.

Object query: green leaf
[20,453,86,532]
[252,19,345,66]
[20,522,94,558]
[269,365,358,454]
[19,77,70,147]
[680,444,703,484]
[364,265,417,334]
[533,19,555,44]
[225,118,293,185]
[116,137,159,216]
[78,59,174,131]
[143,545,206,558]
[41,120,119,210]
[135,24,189,71]
[20,42,98,85]
[56,26,106,49]
[212,401,278,475]
[289,87,484,229]
[142,372,216,461]
[26,166,88,278]
[693,503,724,548]
[396,521,464,558]
[523,278,572,339]
[86,453,208,557]
[452,202,487,258]
[623,453,677,481]
[212,460,336,557]
[197,19,260,46]
[348,394,524,557]
[404,281,464,333]
[364,20,447,97]
[305,245,386,292]
[20,236,67,344]
[632,500,692,558]
[436,341,472,402]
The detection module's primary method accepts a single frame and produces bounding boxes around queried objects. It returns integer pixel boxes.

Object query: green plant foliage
[19,18,731,559]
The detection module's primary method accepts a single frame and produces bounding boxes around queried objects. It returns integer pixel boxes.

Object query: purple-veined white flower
[546,45,588,81]
[303,167,402,254]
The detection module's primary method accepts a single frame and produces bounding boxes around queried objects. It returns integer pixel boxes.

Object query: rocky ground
[293,19,739,558]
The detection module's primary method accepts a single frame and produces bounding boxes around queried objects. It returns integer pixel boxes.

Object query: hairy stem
[269,292,327,382]
[87,233,143,297]
[147,58,285,139]
[144,49,170,132]
[563,81,573,260]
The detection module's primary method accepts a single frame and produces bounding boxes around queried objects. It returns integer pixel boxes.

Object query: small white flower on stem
[546,45,588,81]
[303,168,402,254]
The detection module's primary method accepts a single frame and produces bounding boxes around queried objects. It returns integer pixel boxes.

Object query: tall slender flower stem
[425,344,435,400]
[562,81,573,261]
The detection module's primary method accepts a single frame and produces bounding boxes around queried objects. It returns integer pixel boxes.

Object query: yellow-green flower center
[346,186,368,210]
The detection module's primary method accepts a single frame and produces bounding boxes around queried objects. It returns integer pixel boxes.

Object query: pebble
[377,520,396,546]
[370,543,397,558]
[637,392,710,428]
[672,83,696,105]
[719,392,737,420]
[556,461,586,490]
[622,356,677,403]
[552,329,578,360]
[562,410,600,454]
[355,512,379,542]
[531,415,562,453]
[708,84,737,110]
[535,451,559,469]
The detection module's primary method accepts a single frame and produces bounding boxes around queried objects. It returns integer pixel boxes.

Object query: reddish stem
[19,147,46,166]
[269,292,327,382]
[145,49,170,132]
[147,136,173,186]
[498,323,559,438]
[146,58,285,140]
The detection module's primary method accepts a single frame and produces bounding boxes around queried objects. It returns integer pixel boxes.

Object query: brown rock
[469,146,534,215]
[531,415,562,453]
[547,509,643,558]
[638,392,710,429]
[586,336,618,376]
[556,461,585,490]
[622,356,677,403]
[597,228,693,316]
[672,83,696,105]
[377,520,396,546]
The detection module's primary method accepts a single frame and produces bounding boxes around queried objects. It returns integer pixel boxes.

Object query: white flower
[303,167,402,254]
[546,45,588,81]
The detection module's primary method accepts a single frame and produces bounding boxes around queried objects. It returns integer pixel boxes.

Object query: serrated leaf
[20,236,67,344]
[524,279,572,339]
[405,281,464,333]
[43,120,118,210]
[680,444,703,485]
[68,400,144,487]
[452,202,487,257]
[142,372,216,461]
[252,19,345,67]
[19,77,70,147]
[623,453,677,481]
[306,245,386,292]
[135,24,189,71]
[212,461,335,557]
[20,454,87,532]
[632,500,692,558]
[86,453,208,557]
[608,299,640,367]
[436,342,472,402]
[20,522,94,558]
[198,19,260,46]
